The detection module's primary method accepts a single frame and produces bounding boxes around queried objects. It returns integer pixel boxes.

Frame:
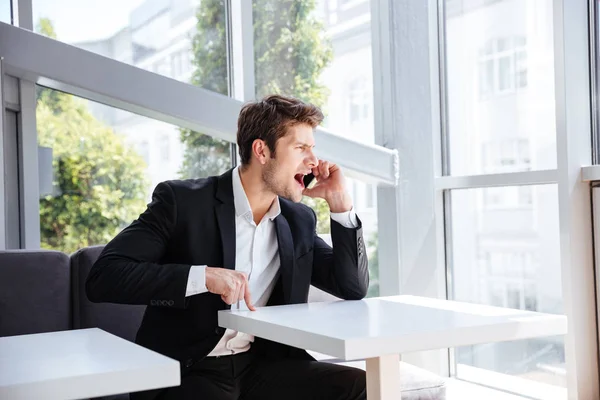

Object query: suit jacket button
[185,358,194,368]
[215,327,225,335]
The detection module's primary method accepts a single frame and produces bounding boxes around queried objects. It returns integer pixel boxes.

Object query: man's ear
[252,139,271,165]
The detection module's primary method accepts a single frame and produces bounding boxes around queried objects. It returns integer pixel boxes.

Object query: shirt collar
[232,166,281,222]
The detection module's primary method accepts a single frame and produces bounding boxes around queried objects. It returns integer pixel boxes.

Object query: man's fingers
[223,281,241,305]
[216,271,256,310]
[320,161,330,179]
[234,282,243,306]
[244,283,256,311]
[222,292,235,305]
[237,281,246,304]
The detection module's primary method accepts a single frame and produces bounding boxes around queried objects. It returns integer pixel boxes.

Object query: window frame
[436,0,597,397]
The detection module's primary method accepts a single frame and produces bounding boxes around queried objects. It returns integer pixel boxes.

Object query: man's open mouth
[294,173,305,189]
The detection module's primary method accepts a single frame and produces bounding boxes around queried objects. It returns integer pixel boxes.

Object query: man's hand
[205,267,256,311]
[302,159,353,213]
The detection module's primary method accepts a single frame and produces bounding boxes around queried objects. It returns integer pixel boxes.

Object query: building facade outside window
[478,36,527,98]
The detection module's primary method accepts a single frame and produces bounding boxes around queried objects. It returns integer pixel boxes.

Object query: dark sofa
[0,247,445,400]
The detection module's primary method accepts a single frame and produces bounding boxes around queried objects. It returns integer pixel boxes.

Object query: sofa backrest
[0,250,72,337]
[71,245,146,342]
[0,245,336,341]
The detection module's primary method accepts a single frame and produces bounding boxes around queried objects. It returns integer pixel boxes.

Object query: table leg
[365,354,401,399]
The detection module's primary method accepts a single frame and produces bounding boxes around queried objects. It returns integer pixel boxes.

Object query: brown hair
[237,94,324,165]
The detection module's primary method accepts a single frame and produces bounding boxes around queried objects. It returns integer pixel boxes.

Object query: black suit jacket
[86,169,368,395]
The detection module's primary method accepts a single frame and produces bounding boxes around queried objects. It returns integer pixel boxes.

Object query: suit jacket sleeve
[85,182,191,308]
[310,210,369,300]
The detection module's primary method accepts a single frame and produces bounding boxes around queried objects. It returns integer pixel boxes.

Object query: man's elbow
[340,281,368,300]
[342,291,366,301]
[341,263,369,300]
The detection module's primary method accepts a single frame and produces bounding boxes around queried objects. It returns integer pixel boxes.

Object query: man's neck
[239,166,277,225]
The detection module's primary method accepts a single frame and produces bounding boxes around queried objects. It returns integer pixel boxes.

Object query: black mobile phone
[303,172,316,188]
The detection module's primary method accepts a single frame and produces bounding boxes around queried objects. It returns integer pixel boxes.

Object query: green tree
[178,1,232,181]
[182,0,333,232]
[37,18,149,253]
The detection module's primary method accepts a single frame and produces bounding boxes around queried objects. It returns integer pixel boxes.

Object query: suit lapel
[275,215,295,304]
[215,169,236,270]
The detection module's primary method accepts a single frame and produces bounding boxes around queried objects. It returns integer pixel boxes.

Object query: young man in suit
[86,94,369,400]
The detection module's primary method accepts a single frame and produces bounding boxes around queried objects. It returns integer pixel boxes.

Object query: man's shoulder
[157,177,218,200]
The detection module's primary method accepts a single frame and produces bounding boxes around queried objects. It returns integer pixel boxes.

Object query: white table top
[219,295,567,360]
[0,328,180,400]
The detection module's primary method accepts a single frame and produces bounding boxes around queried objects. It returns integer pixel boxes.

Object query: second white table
[0,328,180,400]
[218,295,567,399]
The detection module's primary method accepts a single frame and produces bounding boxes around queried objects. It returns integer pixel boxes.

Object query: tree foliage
[182,0,333,232]
[37,19,149,253]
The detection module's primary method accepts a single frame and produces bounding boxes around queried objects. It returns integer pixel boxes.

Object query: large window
[251,0,378,296]
[33,0,234,253]
[32,0,225,89]
[252,0,374,145]
[443,0,564,397]
[451,185,564,394]
[445,0,557,176]
[36,87,231,253]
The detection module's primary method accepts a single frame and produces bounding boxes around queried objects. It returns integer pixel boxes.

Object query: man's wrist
[326,192,353,213]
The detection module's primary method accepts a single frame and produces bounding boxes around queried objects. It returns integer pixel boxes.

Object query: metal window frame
[10,0,39,249]
[228,0,255,103]
[226,0,255,167]
[552,0,599,397]
[590,0,599,164]
[0,58,6,250]
[0,22,398,185]
[437,0,599,397]
[371,0,449,375]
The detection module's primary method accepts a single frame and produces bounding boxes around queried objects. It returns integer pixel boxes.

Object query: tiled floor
[445,379,530,400]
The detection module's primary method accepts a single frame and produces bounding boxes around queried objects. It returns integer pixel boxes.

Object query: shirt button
[185,358,194,368]
[215,327,225,335]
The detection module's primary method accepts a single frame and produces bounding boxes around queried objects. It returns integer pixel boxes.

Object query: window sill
[581,165,600,182]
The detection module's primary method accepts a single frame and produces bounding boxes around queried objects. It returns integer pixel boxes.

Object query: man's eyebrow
[294,141,315,147]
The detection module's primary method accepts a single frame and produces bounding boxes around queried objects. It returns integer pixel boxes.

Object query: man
[86,94,369,400]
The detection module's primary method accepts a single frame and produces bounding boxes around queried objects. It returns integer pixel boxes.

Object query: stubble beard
[262,159,301,202]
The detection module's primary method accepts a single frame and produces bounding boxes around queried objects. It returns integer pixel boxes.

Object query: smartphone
[303,172,316,188]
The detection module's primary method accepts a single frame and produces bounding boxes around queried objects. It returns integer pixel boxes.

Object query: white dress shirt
[185,166,358,357]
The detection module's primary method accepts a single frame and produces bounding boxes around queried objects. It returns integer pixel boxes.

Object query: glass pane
[251,0,378,295]
[0,0,10,24]
[445,0,556,175]
[37,87,231,253]
[450,185,565,396]
[252,0,374,145]
[32,0,227,88]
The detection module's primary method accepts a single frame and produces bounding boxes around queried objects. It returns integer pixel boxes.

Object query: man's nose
[306,150,318,168]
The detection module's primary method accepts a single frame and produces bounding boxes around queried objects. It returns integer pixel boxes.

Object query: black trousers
[157,350,366,400]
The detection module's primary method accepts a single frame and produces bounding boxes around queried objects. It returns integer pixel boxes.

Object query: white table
[219,295,567,400]
[0,328,180,400]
